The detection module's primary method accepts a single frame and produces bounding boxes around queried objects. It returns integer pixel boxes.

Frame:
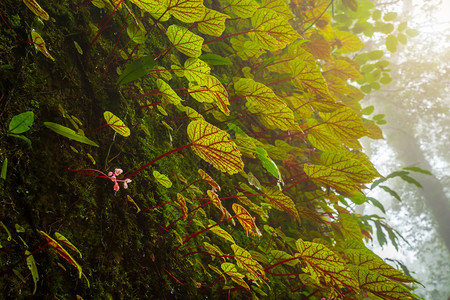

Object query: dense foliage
[0,0,424,298]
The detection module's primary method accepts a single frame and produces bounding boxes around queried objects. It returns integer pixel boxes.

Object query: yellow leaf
[104,111,131,137]
[306,118,345,152]
[55,232,82,258]
[153,170,173,188]
[31,30,55,61]
[167,25,204,58]
[167,0,205,23]
[251,105,300,131]
[227,0,259,18]
[319,107,370,141]
[250,8,300,50]
[232,244,266,281]
[23,0,49,20]
[184,58,210,84]
[363,119,384,139]
[198,169,220,191]
[232,203,261,237]
[221,262,250,290]
[234,78,286,111]
[262,186,300,220]
[189,75,230,115]
[304,164,358,194]
[207,190,225,214]
[261,0,293,20]
[157,78,183,106]
[188,119,243,175]
[176,193,188,219]
[25,250,38,294]
[197,8,229,37]
[209,225,235,244]
[335,30,365,53]
[296,238,359,292]
[183,105,204,120]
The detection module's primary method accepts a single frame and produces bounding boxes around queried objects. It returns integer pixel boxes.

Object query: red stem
[139,100,162,109]
[85,123,109,135]
[124,143,192,179]
[164,268,184,285]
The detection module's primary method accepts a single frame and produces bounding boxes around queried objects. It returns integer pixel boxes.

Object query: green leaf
[261,0,293,20]
[386,35,397,53]
[117,55,156,85]
[1,158,7,180]
[405,28,419,37]
[383,12,397,21]
[379,185,401,201]
[296,238,359,292]
[209,225,235,244]
[126,21,146,44]
[304,164,358,194]
[153,170,173,188]
[104,111,131,137]
[157,79,183,106]
[367,197,386,213]
[361,105,374,115]
[9,134,32,146]
[319,107,370,141]
[44,122,99,147]
[255,147,280,179]
[197,8,229,37]
[25,250,39,294]
[221,262,250,290]
[183,58,210,84]
[228,0,259,19]
[399,174,423,188]
[198,54,232,66]
[55,232,82,258]
[9,111,34,134]
[375,222,387,247]
[167,0,205,23]
[403,166,432,175]
[397,33,407,45]
[231,244,266,281]
[167,25,204,58]
[262,186,300,220]
[250,8,300,50]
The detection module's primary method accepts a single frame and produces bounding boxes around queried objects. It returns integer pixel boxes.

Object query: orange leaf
[103,111,130,137]
[23,0,49,20]
[39,231,82,278]
[198,169,221,191]
[176,193,188,220]
[188,119,244,175]
[232,203,261,237]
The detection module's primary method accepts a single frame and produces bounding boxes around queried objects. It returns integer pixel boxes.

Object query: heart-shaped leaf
[153,170,173,188]
[104,111,130,137]
[167,0,205,23]
[9,111,34,134]
[197,8,229,37]
[232,203,261,237]
[188,119,244,175]
[167,25,204,58]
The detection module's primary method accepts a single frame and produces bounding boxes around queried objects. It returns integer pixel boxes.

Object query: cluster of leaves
[0,0,425,298]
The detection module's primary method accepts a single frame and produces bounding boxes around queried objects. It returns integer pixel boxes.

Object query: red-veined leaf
[184,58,210,85]
[232,244,266,282]
[232,203,261,237]
[189,75,230,115]
[319,107,370,141]
[55,232,82,258]
[23,0,49,20]
[207,190,225,214]
[209,225,235,244]
[227,0,259,18]
[197,8,229,37]
[188,119,244,175]
[176,193,188,220]
[39,231,82,278]
[167,0,205,23]
[304,164,358,194]
[31,30,55,61]
[250,8,300,50]
[261,0,293,20]
[104,111,130,137]
[198,169,220,191]
[157,78,183,106]
[335,30,365,53]
[296,238,359,292]
[261,186,300,220]
[234,78,286,111]
[167,25,204,58]
[153,170,173,188]
[221,262,250,290]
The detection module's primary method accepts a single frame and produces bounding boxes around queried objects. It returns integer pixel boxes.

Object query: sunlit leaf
[337,207,364,242]
[232,203,261,237]
[231,244,266,281]
[251,104,300,131]
[320,151,378,183]
[31,30,55,61]
[25,250,39,294]
[198,169,220,191]
[261,0,293,20]
[183,106,204,120]
[167,25,204,58]
[23,0,49,20]
[255,147,280,179]
[250,8,300,50]
[104,111,130,137]
[209,225,235,244]
[296,238,359,292]
[262,186,300,220]
[227,0,259,18]
[335,30,365,53]
[39,231,83,278]
[176,193,188,219]
[307,119,344,152]
[190,75,230,115]
[204,242,223,256]
[221,262,250,290]
[55,232,82,258]
[304,164,358,194]
[350,265,415,299]
[167,0,205,23]
[153,170,173,188]
[44,122,99,147]
[184,58,210,85]
[235,78,286,111]
[207,190,225,213]
[197,8,229,37]
[319,107,370,141]
[157,78,183,106]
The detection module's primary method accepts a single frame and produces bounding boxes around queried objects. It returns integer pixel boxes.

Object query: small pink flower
[115,168,123,176]
[108,172,113,177]
[113,182,120,192]
[123,179,132,189]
